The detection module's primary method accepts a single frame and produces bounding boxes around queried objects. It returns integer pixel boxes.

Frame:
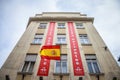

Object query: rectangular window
[85,54,100,74]
[79,34,90,44]
[22,54,37,73]
[57,35,66,44]
[76,23,84,29]
[57,23,65,28]
[39,23,47,29]
[39,77,43,80]
[55,55,67,73]
[79,77,83,80]
[33,34,43,44]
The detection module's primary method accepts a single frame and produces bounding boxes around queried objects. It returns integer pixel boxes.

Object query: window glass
[79,34,90,44]
[55,62,61,73]
[76,23,84,28]
[58,23,65,28]
[22,54,37,73]
[55,55,67,73]
[93,62,100,73]
[57,35,66,44]
[28,62,35,72]
[33,34,43,44]
[22,62,29,72]
[87,62,94,73]
[85,54,101,74]
[62,61,67,73]
[39,23,47,28]
[61,55,67,60]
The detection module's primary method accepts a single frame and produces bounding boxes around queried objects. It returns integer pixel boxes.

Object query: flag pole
[60,44,63,80]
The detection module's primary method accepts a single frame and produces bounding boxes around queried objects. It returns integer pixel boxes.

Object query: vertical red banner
[37,22,55,76]
[68,22,84,76]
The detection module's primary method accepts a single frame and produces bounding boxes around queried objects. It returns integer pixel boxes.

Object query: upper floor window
[79,34,90,44]
[76,23,84,29]
[85,54,101,74]
[57,23,65,28]
[55,55,67,73]
[57,35,66,44]
[22,54,37,73]
[39,23,47,29]
[33,34,43,44]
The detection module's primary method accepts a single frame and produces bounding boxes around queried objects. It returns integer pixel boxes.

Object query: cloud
[0,0,59,68]
[92,0,120,60]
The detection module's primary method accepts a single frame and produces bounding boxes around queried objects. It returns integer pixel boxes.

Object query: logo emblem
[51,50,56,56]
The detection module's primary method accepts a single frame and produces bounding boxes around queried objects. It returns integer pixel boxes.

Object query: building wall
[0,12,120,80]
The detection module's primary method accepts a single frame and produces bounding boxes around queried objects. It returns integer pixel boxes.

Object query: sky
[0,0,120,68]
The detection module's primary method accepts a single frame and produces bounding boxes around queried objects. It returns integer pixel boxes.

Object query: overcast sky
[0,0,120,68]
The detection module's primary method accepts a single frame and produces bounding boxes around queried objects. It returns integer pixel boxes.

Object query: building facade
[0,12,120,80]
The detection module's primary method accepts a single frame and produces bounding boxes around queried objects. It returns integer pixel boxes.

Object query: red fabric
[41,56,60,60]
[37,58,50,76]
[41,45,60,50]
[37,22,56,76]
[68,22,84,76]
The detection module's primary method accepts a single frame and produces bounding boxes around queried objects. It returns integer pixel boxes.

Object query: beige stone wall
[85,22,120,80]
[0,21,39,80]
[37,12,86,17]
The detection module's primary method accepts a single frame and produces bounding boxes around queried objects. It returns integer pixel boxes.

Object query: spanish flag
[40,45,60,60]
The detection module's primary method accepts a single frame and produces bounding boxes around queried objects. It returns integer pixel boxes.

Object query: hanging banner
[37,22,55,76]
[68,22,84,76]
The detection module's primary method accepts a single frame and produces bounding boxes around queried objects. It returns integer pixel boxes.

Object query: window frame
[32,34,43,44]
[54,55,68,74]
[79,34,90,44]
[21,54,37,74]
[39,23,47,29]
[57,23,65,29]
[85,54,101,74]
[75,23,84,29]
[57,34,67,44]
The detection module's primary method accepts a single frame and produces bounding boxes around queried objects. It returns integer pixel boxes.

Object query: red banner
[68,22,84,76]
[37,22,55,76]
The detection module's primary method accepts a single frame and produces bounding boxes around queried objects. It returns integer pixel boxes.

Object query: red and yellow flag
[40,45,60,60]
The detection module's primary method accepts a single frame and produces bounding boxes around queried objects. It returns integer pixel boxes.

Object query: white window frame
[21,54,37,73]
[22,61,35,73]
[57,23,65,28]
[76,23,84,29]
[39,23,47,29]
[54,55,68,73]
[57,35,66,44]
[79,34,90,44]
[33,34,43,44]
[85,55,101,74]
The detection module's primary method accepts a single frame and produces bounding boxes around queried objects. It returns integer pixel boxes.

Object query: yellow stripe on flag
[40,49,60,57]
[40,45,60,60]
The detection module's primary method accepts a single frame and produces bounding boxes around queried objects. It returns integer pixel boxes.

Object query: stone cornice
[27,16,94,27]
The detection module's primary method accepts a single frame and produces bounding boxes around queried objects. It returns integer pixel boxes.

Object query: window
[55,55,67,73]
[79,77,83,80]
[22,54,37,73]
[39,77,43,80]
[113,77,117,80]
[57,23,65,28]
[79,34,90,44]
[33,34,43,44]
[39,23,47,28]
[76,23,84,28]
[85,54,101,74]
[57,35,66,44]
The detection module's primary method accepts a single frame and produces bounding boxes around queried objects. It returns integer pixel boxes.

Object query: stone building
[0,12,120,80]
